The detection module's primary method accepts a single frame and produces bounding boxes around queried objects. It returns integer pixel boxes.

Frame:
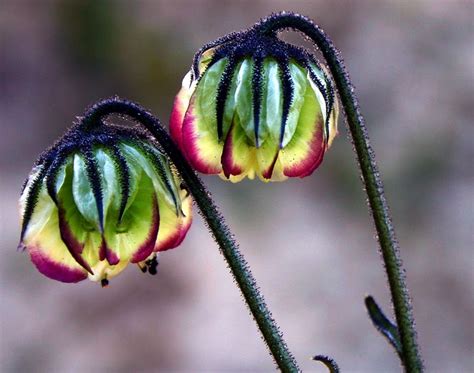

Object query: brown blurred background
[1,1,473,372]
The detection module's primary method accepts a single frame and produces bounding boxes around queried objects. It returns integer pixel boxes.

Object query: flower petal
[72,154,100,227]
[170,71,195,150]
[308,63,339,148]
[234,59,265,146]
[260,59,282,145]
[120,143,176,211]
[29,245,88,283]
[102,170,159,264]
[181,58,236,174]
[282,62,308,147]
[155,190,192,252]
[221,116,255,179]
[279,75,326,178]
[256,140,281,181]
[94,148,120,223]
[56,160,101,273]
[22,183,88,283]
[182,95,223,174]
[20,166,54,242]
[327,93,339,148]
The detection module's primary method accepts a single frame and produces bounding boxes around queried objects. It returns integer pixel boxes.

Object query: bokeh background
[1,1,473,372]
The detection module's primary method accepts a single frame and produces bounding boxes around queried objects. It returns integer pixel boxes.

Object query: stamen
[137,262,147,273]
[145,255,159,275]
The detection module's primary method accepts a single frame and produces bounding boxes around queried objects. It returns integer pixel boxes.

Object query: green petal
[115,144,142,217]
[138,143,182,213]
[308,63,339,147]
[260,59,282,145]
[119,143,176,209]
[198,58,230,137]
[222,61,240,136]
[235,58,263,146]
[57,160,101,272]
[308,63,328,124]
[103,169,159,264]
[72,154,99,226]
[282,61,308,147]
[94,148,120,223]
[279,73,325,177]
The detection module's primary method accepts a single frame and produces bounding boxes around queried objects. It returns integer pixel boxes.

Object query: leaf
[365,295,403,359]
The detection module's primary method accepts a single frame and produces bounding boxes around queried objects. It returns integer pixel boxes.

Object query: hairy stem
[81,97,300,373]
[258,12,423,372]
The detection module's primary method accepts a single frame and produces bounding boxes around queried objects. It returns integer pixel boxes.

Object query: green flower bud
[19,121,192,285]
[170,22,338,182]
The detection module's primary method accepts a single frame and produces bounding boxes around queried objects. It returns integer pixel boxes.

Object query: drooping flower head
[19,111,192,285]
[171,15,338,182]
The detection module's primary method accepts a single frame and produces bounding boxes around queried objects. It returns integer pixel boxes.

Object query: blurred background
[1,1,473,372]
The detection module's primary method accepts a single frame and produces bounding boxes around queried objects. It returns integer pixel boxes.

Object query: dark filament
[145,255,159,275]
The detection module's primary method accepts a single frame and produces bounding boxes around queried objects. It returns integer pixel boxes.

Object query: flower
[19,123,192,285]
[170,26,338,182]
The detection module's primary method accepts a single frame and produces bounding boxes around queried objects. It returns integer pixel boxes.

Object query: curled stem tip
[312,355,340,373]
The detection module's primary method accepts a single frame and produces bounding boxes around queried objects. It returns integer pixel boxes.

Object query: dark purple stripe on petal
[221,121,243,179]
[58,206,94,274]
[30,246,87,283]
[261,150,280,180]
[131,195,160,263]
[99,237,120,265]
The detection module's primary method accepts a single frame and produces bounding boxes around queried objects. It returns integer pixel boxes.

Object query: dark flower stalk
[255,12,423,372]
[80,97,300,372]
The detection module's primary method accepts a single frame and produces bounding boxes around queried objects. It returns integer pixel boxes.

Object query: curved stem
[81,97,300,373]
[258,13,423,372]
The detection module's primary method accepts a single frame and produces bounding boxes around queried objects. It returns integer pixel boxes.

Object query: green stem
[82,97,300,373]
[258,13,423,372]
